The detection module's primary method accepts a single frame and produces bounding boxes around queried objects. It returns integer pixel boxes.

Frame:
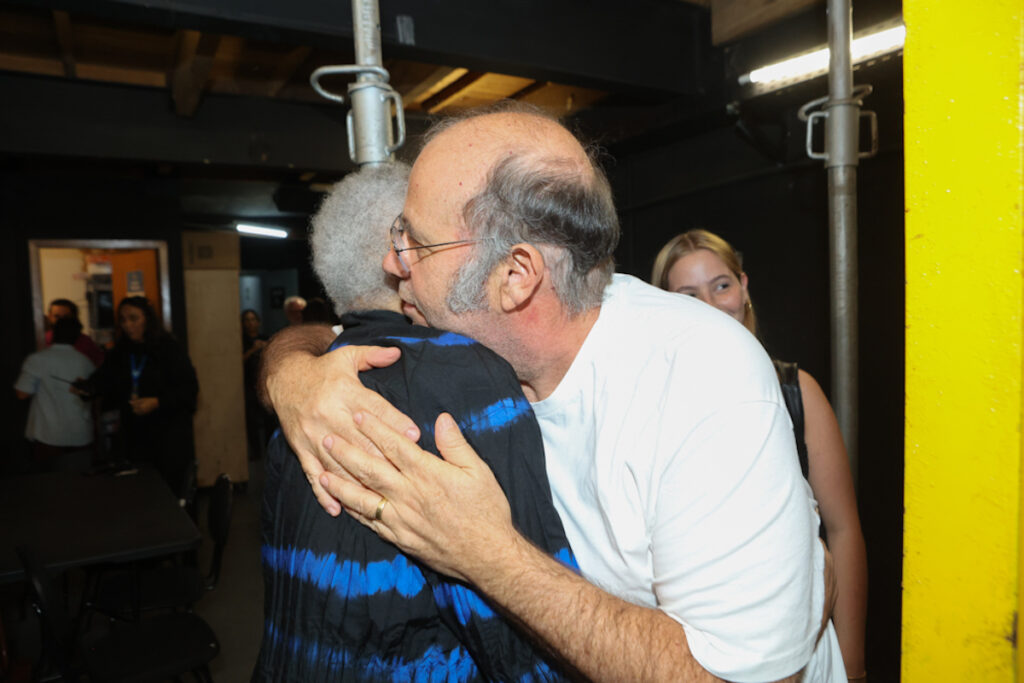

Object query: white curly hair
[309,162,410,314]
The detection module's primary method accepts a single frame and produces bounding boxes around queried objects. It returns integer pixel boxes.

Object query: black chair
[17,545,219,683]
[88,473,233,619]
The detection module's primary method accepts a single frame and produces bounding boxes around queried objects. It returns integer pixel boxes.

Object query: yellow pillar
[903,1,1024,681]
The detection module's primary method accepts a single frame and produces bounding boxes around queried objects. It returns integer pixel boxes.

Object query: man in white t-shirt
[264,105,843,682]
[15,317,95,466]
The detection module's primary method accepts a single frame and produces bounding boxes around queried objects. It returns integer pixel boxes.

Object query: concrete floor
[194,460,266,683]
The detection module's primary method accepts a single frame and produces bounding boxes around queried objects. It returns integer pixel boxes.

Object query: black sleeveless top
[772,359,809,479]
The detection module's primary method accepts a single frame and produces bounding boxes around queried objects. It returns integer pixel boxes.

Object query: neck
[504,302,600,403]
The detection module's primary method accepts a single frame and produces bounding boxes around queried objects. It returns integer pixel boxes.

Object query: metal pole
[348,0,392,166]
[824,0,860,487]
[309,1,406,165]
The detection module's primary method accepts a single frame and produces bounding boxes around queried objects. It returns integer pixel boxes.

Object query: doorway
[28,239,171,348]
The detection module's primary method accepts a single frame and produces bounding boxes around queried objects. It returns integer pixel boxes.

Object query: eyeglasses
[389,214,486,272]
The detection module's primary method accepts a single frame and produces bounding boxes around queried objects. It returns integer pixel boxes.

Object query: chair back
[16,546,74,672]
[206,473,233,588]
[180,459,198,520]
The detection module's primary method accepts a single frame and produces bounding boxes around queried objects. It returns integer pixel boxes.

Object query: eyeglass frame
[389,214,489,272]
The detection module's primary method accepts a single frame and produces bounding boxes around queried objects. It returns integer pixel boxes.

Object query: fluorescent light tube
[739,23,905,88]
[236,224,289,239]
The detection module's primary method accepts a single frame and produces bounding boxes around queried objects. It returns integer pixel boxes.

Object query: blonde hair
[651,229,757,335]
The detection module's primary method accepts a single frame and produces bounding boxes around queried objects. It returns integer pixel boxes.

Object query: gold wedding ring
[374,496,389,521]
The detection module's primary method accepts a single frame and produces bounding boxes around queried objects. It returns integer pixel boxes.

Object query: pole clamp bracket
[310,65,407,161]
[799,84,878,161]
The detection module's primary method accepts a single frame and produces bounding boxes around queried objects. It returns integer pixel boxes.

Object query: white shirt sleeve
[14,354,41,396]
[650,393,822,681]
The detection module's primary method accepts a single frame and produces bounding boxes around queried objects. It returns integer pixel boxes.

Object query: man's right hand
[259,325,419,515]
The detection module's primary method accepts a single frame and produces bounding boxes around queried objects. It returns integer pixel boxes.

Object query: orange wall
[107,249,161,325]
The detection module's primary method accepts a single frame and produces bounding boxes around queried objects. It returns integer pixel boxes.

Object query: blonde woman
[652,229,868,682]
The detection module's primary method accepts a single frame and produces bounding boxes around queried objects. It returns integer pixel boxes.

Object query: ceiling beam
[170,29,220,116]
[421,71,485,113]
[0,72,434,171]
[710,0,820,45]
[266,45,312,98]
[391,64,463,106]
[10,0,710,95]
[50,9,76,78]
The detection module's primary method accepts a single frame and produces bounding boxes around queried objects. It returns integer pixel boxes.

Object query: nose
[383,247,408,278]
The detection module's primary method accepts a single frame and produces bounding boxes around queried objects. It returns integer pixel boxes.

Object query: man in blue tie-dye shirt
[252,163,575,682]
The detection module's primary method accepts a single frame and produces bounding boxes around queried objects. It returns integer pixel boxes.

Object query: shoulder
[598,275,777,398]
[71,348,97,370]
[796,369,825,403]
[796,369,836,422]
[21,349,46,370]
[78,333,101,349]
[604,275,758,350]
[339,317,511,372]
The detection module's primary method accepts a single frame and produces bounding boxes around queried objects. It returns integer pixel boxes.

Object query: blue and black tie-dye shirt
[254,310,577,682]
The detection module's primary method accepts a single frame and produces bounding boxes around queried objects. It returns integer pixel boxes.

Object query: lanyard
[130,353,148,397]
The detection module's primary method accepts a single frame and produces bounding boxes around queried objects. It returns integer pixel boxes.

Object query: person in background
[45,298,105,367]
[15,316,95,470]
[283,296,306,326]
[242,309,270,460]
[651,228,868,682]
[79,296,199,497]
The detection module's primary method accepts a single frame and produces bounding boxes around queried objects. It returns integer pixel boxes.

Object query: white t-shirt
[531,274,844,682]
[14,344,95,447]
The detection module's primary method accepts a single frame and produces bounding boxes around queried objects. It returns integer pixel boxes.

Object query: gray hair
[310,163,410,314]
[446,151,619,316]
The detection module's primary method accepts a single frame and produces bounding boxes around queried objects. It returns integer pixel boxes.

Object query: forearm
[827,528,868,677]
[257,323,335,411]
[472,533,721,683]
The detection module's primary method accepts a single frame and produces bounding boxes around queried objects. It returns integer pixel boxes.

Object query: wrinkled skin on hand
[264,340,419,516]
[319,411,518,584]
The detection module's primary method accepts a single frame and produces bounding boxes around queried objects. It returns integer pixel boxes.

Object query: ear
[496,244,546,312]
[740,271,750,295]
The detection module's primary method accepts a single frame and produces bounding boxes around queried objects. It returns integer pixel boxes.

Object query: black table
[0,468,201,584]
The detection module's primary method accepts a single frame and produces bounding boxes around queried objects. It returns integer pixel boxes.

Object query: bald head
[413,111,590,212]
[407,105,619,315]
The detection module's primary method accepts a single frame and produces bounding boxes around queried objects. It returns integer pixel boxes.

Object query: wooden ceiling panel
[0,53,64,78]
[430,73,535,113]
[52,10,76,78]
[515,82,608,117]
[171,30,219,115]
[466,74,536,100]
[265,46,312,97]
[710,0,821,45]
[206,34,245,84]
[71,20,176,71]
[0,5,619,124]
[75,63,166,87]
[404,67,469,110]
[0,7,63,56]
[386,62,456,102]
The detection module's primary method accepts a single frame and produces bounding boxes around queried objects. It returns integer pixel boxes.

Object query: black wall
[608,59,905,681]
